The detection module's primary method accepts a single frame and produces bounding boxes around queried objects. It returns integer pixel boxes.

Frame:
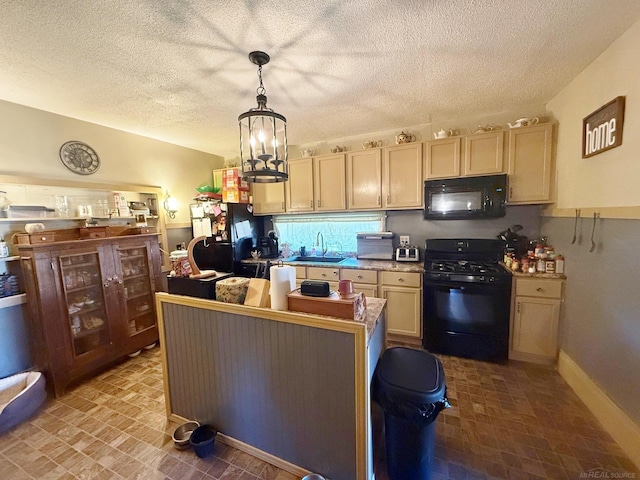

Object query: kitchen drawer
[380,271,421,288]
[515,278,563,299]
[294,266,307,279]
[340,268,378,284]
[307,266,340,281]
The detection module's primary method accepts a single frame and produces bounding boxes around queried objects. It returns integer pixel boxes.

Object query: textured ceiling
[1,1,639,159]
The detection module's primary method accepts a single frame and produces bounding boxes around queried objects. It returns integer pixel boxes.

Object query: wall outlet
[400,235,410,246]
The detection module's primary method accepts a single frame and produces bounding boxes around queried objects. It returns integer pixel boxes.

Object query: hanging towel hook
[571,209,580,244]
[589,212,599,253]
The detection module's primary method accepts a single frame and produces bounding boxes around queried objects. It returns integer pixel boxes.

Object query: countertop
[499,262,567,280]
[241,256,424,273]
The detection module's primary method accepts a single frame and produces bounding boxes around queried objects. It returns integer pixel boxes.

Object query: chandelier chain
[256,65,266,96]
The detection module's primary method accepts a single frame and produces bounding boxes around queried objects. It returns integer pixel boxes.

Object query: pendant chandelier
[238,51,288,183]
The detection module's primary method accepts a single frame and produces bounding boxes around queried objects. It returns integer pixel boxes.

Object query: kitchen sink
[286,256,346,264]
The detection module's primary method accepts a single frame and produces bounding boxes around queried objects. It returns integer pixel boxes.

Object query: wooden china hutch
[17,228,163,397]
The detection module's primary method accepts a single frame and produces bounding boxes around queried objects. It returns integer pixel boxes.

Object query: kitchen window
[272,212,385,255]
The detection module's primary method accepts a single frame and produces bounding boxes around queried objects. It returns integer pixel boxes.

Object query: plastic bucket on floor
[189,424,217,458]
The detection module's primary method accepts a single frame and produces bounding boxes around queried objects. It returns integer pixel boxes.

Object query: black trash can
[373,347,449,480]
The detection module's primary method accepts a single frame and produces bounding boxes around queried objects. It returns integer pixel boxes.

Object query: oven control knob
[488,276,495,282]
[479,276,485,282]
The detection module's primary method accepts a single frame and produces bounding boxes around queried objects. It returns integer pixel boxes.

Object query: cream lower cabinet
[294,266,307,288]
[307,266,340,291]
[379,271,422,341]
[510,277,564,365]
[340,268,378,298]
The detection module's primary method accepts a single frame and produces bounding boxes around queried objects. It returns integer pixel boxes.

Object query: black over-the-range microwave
[424,174,507,220]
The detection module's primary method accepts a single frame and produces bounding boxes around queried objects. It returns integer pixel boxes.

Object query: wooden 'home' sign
[583,96,625,158]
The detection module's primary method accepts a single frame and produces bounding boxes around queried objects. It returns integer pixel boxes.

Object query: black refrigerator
[190,202,264,274]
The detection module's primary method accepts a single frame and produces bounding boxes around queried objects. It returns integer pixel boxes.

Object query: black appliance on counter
[424,174,507,220]
[167,272,235,300]
[257,231,279,258]
[190,202,264,275]
[422,238,512,363]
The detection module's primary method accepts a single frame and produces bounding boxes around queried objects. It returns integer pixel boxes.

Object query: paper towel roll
[269,265,296,310]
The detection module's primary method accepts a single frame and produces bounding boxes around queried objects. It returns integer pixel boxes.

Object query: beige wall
[547,19,640,208]
[0,100,224,224]
[544,17,640,435]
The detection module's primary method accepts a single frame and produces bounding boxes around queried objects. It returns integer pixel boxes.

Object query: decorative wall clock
[59,141,101,175]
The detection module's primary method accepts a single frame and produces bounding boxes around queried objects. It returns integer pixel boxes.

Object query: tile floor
[1,346,638,480]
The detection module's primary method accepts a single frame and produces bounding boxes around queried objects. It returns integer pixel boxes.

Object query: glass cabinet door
[60,252,110,357]
[118,245,155,336]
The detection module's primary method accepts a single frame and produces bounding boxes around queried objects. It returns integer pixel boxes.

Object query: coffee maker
[257,231,279,258]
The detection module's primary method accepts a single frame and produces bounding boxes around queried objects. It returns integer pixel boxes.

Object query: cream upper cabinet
[507,123,554,204]
[286,154,346,212]
[346,148,383,210]
[314,153,346,211]
[464,130,504,176]
[383,143,423,209]
[252,182,286,214]
[285,157,315,212]
[424,137,462,179]
[510,277,564,365]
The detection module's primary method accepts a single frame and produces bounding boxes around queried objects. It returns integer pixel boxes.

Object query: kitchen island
[155,292,386,480]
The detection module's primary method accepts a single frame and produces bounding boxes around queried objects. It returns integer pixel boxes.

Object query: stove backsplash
[387,205,541,249]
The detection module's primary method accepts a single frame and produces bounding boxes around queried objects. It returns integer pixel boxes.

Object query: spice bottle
[511,258,520,272]
[545,259,555,273]
[536,257,546,273]
[555,255,565,274]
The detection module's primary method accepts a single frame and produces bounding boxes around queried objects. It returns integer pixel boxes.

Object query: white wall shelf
[0,293,26,309]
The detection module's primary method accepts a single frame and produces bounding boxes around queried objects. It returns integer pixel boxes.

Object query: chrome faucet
[316,231,327,256]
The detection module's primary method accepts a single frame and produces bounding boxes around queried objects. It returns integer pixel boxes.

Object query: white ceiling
[1,1,639,159]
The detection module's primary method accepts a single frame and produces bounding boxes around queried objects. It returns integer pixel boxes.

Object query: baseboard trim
[217,433,311,478]
[169,413,310,477]
[558,350,640,470]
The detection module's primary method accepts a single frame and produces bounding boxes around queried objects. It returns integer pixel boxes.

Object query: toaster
[395,246,420,262]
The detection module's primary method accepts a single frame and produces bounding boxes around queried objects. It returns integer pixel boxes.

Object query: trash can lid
[376,347,446,404]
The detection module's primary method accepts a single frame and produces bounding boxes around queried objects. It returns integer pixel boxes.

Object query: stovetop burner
[427,260,504,275]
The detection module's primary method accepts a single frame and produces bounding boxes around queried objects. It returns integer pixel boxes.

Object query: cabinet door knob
[357,275,363,279]
[536,287,543,292]
[398,277,404,282]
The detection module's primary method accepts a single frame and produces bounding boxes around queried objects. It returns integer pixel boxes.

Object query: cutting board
[244,278,270,307]
[287,290,366,321]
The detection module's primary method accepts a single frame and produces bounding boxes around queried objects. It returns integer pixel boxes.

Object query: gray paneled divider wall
[161,303,358,480]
